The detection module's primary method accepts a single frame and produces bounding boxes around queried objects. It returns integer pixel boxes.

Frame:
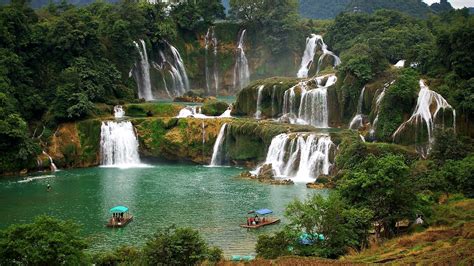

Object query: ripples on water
[0,164,324,256]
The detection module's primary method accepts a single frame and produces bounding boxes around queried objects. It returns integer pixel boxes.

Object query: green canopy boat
[107,205,133,228]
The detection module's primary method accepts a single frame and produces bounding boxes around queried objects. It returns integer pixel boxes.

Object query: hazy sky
[423,0,474,8]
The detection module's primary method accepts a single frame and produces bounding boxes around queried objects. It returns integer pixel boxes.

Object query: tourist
[47,183,51,192]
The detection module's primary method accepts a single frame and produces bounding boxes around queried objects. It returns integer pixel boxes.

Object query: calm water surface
[0,164,324,256]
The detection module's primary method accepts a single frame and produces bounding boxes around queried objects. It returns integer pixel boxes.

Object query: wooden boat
[240,217,280,229]
[106,205,133,228]
[240,208,280,229]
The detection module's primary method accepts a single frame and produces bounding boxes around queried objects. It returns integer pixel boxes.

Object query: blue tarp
[255,209,273,215]
[109,206,128,213]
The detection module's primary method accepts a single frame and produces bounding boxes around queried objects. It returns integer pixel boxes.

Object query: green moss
[233,77,299,117]
[201,100,229,116]
[77,119,101,164]
[125,103,182,118]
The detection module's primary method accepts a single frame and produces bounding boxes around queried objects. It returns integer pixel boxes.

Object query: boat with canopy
[106,206,133,228]
[240,208,280,229]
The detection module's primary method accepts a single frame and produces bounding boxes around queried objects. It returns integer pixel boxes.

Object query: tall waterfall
[253,133,334,183]
[392,80,456,156]
[150,43,190,98]
[209,123,228,167]
[370,81,394,137]
[255,85,264,119]
[132,40,154,101]
[169,43,190,92]
[282,75,336,128]
[100,121,141,167]
[349,86,366,129]
[233,29,250,91]
[205,27,219,95]
[297,34,341,78]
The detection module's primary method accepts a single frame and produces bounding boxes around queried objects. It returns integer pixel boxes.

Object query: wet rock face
[256,164,275,180]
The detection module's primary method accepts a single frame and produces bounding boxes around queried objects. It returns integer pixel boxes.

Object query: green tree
[339,154,417,237]
[143,226,222,265]
[0,216,88,265]
[284,193,373,258]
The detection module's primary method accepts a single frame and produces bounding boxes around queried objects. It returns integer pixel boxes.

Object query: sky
[423,0,474,8]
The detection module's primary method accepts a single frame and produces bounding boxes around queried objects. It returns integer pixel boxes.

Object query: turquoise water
[0,164,323,256]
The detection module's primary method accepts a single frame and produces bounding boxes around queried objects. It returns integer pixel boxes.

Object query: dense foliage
[0,216,88,264]
[0,217,222,265]
[0,0,224,173]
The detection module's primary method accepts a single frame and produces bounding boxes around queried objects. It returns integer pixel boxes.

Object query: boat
[240,208,280,229]
[106,205,133,228]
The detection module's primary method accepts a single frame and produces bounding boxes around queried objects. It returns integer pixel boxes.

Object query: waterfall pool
[0,164,324,256]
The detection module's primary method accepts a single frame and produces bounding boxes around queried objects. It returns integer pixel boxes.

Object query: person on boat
[255,215,260,225]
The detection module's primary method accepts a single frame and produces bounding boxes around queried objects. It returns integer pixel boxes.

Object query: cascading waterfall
[132,40,154,101]
[253,133,334,183]
[392,80,456,156]
[100,121,141,167]
[282,75,335,128]
[370,81,394,137]
[169,43,190,92]
[114,105,125,119]
[209,123,228,167]
[42,151,57,172]
[349,86,366,129]
[297,34,341,78]
[176,105,232,119]
[205,27,219,95]
[233,29,250,91]
[151,43,190,98]
[255,85,264,119]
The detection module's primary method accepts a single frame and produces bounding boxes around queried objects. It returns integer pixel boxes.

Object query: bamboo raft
[240,218,280,229]
[106,216,134,228]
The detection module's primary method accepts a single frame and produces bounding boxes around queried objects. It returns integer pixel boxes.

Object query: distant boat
[106,206,133,228]
[240,208,280,229]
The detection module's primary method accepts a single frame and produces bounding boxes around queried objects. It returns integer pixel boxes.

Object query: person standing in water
[47,183,51,192]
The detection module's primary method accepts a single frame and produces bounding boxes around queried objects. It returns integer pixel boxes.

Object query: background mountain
[299,0,351,20]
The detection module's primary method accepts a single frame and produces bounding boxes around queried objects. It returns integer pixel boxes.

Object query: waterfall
[132,40,154,101]
[349,86,366,129]
[370,81,394,137]
[281,75,335,128]
[233,29,250,91]
[209,123,228,167]
[297,34,341,78]
[252,133,334,183]
[169,43,190,92]
[114,105,125,119]
[205,27,219,95]
[100,121,141,167]
[395,60,406,68]
[255,85,264,119]
[392,80,456,156]
[176,106,232,119]
[151,43,190,98]
[42,151,57,172]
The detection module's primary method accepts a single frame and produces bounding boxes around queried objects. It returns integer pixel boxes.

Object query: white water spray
[349,86,366,129]
[282,75,335,128]
[132,40,154,101]
[42,151,57,172]
[209,123,228,166]
[233,29,250,91]
[297,34,341,78]
[114,105,125,119]
[392,80,456,156]
[100,121,141,167]
[255,85,264,119]
[205,27,219,95]
[252,133,334,183]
